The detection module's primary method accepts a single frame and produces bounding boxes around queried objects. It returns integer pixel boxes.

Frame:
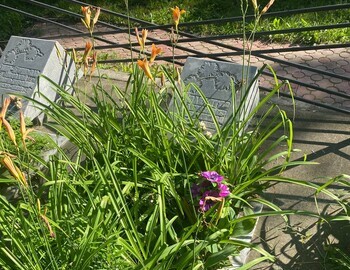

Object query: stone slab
[0,36,77,122]
[171,57,259,133]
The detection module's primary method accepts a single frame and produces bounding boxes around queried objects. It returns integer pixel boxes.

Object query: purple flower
[199,190,215,212]
[191,183,201,197]
[218,183,230,197]
[191,171,231,212]
[200,171,224,183]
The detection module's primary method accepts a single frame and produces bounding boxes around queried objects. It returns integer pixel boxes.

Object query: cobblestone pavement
[26,22,350,110]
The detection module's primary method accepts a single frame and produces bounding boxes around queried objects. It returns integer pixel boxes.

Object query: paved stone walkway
[25,22,350,111]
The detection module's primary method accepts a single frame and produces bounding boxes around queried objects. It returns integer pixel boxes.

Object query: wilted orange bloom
[37,199,55,238]
[1,155,27,187]
[150,43,162,63]
[81,6,91,29]
[83,41,93,62]
[137,58,154,82]
[90,51,98,78]
[81,6,100,31]
[20,111,34,150]
[171,6,185,31]
[135,28,148,52]
[261,0,275,15]
[83,41,93,76]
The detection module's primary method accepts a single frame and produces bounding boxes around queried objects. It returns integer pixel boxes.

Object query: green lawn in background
[93,0,350,44]
[0,0,349,44]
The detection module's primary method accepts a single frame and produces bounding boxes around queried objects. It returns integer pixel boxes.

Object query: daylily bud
[20,111,25,139]
[1,155,27,187]
[71,48,78,64]
[135,28,148,52]
[2,117,17,146]
[161,72,166,87]
[92,7,101,27]
[20,111,34,150]
[205,131,213,139]
[0,98,11,129]
[261,0,275,15]
[2,155,20,180]
[142,29,148,48]
[176,67,181,85]
[251,0,258,11]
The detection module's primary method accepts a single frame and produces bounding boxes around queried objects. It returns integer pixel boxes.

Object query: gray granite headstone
[171,57,259,133]
[0,36,77,122]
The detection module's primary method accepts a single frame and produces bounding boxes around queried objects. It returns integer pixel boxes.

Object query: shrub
[0,1,349,269]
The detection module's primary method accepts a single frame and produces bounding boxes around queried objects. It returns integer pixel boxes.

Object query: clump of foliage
[0,1,349,269]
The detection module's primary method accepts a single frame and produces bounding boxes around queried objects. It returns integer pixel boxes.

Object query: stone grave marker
[0,36,77,122]
[170,57,259,133]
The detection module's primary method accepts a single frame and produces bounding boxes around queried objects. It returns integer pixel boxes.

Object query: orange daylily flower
[1,155,27,187]
[135,28,148,52]
[20,111,34,150]
[81,6,91,29]
[137,58,154,82]
[171,6,186,31]
[150,43,162,63]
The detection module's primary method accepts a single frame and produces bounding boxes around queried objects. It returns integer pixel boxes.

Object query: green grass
[1,0,349,45]
[92,0,350,44]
